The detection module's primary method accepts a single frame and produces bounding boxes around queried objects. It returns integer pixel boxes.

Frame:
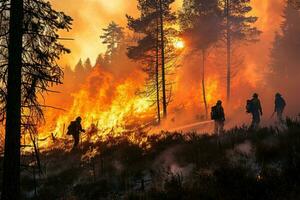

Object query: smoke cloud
[42,0,299,136]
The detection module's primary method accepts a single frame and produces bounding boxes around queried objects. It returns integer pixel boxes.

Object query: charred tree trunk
[201,49,208,119]
[1,0,24,199]
[226,0,231,102]
[159,0,167,118]
[155,16,161,124]
[30,133,42,175]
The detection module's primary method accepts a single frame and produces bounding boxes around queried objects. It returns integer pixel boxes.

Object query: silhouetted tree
[0,1,72,198]
[1,0,23,199]
[127,0,162,123]
[100,21,124,64]
[180,0,222,119]
[270,2,300,88]
[127,0,177,121]
[68,58,93,87]
[95,53,108,67]
[219,0,260,102]
[75,59,84,74]
[84,58,93,72]
[158,0,177,119]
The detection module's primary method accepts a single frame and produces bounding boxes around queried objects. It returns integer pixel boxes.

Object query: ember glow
[2,0,300,199]
[33,0,299,150]
[174,39,185,49]
[37,67,156,148]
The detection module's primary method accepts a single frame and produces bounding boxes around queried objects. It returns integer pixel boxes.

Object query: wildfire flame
[33,0,287,151]
[37,67,155,149]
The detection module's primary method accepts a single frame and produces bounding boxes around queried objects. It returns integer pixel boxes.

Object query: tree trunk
[159,0,167,118]
[201,49,208,119]
[155,15,161,124]
[1,0,24,199]
[226,0,231,102]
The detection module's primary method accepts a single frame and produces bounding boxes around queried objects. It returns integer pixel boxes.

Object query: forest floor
[2,116,300,200]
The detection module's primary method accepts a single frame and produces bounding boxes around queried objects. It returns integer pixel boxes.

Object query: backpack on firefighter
[67,121,77,135]
[211,106,219,120]
[246,100,253,113]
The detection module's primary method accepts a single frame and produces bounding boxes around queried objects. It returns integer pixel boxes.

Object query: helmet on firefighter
[76,116,82,122]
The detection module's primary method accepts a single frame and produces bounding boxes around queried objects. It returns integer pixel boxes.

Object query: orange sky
[40,0,292,137]
[49,0,182,67]
[49,0,283,68]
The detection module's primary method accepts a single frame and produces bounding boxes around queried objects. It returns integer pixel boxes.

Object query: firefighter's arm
[222,108,225,121]
[274,99,279,112]
[259,102,263,115]
[79,125,86,133]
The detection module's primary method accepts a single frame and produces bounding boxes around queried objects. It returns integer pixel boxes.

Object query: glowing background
[49,0,284,69]
[49,0,186,67]
[34,0,300,147]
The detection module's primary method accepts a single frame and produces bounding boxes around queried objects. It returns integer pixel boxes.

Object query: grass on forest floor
[1,117,300,199]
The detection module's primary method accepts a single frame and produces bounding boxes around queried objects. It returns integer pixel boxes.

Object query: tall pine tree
[127,0,162,123]
[0,1,72,198]
[270,2,300,87]
[100,21,124,64]
[1,0,23,198]
[180,0,222,119]
[127,0,177,121]
[219,0,261,102]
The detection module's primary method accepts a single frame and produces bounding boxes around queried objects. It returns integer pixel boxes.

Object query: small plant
[81,147,100,182]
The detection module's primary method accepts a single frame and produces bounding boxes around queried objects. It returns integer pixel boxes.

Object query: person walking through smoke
[67,116,86,149]
[246,93,263,130]
[211,100,225,136]
[274,93,286,123]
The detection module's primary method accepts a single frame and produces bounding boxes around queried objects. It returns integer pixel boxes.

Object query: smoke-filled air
[1,0,300,199]
[38,0,298,144]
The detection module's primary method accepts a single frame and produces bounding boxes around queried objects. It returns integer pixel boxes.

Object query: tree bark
[155,15,161,124]
[201,49,208,119]
[226,0,231,102]
[159,0,167,118]
[1,0,24,199]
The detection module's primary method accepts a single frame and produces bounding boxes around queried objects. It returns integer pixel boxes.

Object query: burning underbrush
[10,117,300,199]
[34,59,222,151]
[35,66,159,150]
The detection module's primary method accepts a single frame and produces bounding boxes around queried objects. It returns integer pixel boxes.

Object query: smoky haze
[41,0,300,137]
